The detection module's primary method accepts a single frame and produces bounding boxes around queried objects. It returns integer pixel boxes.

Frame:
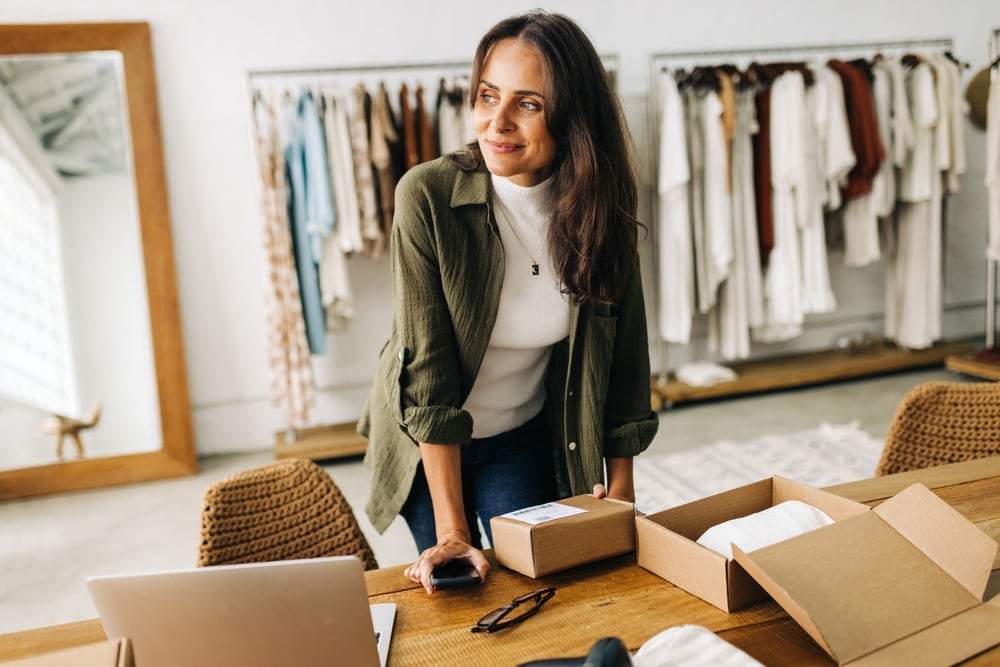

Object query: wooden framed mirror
[0,22,196,500]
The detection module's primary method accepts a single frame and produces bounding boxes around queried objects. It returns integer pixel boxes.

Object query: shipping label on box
[733,483,1000,666]
[635,476,870,612]
[491,495,636,578]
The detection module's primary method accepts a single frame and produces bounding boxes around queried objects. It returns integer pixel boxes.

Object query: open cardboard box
[491,494,636,578]
[635,476,870,612]
[4,639,133,667]
[733,483,1000,666]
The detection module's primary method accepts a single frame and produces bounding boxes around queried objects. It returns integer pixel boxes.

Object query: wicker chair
[875,380,1000,476]
[197,458,378,570]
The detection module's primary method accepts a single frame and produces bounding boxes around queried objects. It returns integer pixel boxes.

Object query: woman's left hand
[592,482,635,503]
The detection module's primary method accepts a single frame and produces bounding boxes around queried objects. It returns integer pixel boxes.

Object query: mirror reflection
[0,50,161,471]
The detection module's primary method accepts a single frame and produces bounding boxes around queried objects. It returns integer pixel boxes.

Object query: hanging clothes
[734,87,765,332]
[315,93,357,333]
[284,91,332,354]
[684,86,711,314]
[349,84,384,258]
[700,86,733,314]
[751,69,775,268]
[708,74,754,360]
[886,59,940,350]
[416,84,438,164]
[755,70,807,343]
[369,82,400,257]
[799,66,836,315]
[252,91,316,427]
[656,70,695,344]
[435,77,475,154]
[827,59,885,267]
[321,91,363,255]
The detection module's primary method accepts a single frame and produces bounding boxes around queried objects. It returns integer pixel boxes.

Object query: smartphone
[430,559,480,589]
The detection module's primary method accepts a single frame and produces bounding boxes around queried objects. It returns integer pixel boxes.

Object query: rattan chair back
[197,458,378,570]
[876,380,1000,476]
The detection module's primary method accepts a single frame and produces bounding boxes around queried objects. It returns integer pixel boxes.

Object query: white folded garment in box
[696,500,835,559]
[632,624,764,667]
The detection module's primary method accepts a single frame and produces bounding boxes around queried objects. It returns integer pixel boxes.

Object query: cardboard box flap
[873,483,998,598]
[847,600,1000,667]
[733,510,980,664]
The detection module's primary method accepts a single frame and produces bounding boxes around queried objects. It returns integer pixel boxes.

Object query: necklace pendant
[531,262,539,276]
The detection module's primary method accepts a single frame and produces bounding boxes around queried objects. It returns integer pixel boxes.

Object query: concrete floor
[0,366,962,635]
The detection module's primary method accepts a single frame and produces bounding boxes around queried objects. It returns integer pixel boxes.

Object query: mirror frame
[0,22,197,500]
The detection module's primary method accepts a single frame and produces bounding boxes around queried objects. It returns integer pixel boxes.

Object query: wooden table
[3,457,1000,666]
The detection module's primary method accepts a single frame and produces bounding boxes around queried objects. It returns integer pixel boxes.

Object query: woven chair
[875,380,1000,476]
[197,457,378,570]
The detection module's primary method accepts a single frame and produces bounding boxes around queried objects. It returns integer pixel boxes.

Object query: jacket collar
[450,158,490,209]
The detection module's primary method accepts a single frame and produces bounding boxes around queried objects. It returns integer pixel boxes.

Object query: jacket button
[397,350,404,361]
[568,441,577,451]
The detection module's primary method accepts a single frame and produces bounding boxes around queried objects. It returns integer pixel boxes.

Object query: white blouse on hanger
[656,71,695,344]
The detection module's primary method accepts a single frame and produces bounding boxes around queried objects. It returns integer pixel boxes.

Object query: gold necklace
[494,199,541,276]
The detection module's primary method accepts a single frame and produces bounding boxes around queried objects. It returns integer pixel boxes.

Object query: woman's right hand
[404,529,490,594]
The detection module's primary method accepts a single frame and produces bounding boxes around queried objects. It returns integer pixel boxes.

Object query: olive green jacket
[359,154,658,533]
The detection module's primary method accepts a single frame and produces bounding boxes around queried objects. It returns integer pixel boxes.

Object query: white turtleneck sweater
[463,174,571,438]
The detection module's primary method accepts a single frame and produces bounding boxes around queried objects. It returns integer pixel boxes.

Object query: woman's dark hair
[467,10,641,305]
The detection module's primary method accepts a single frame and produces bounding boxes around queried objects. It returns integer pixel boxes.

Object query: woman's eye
[520,100,542,112]
[479,92,497,103]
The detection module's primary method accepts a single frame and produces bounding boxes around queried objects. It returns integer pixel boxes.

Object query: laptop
[87,556,395,667]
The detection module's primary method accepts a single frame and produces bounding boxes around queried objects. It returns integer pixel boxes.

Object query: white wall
[3,0,997,455]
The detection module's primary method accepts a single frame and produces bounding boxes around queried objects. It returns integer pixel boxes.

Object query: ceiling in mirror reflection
[0,51,129,177]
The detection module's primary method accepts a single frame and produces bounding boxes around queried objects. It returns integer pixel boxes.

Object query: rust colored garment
[416,85,438,163]
[827,59,885,200]
[752,86,774,267]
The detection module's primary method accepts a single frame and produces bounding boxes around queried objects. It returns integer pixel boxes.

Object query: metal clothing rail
[649,37,954,66]
[245,53,619,85]
[644,37,954,387]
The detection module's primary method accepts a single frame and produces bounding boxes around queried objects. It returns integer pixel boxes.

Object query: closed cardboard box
[3,639,133,667]
[491,495,636,578]
[734,483,1000,666]
[635,476,869,612]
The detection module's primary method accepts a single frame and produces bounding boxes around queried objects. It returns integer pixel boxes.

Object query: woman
[358,10,658,593]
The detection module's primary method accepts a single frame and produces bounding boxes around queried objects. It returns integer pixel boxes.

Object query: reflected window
[0,117,78,416]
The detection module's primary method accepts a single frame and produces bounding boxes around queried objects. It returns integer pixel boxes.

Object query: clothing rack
[644,38,975,408]
[946,27,1000,380]
[245,56,621,458]
[245,59,482,459]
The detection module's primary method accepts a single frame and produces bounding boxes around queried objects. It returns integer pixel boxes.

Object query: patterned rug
[633,422,883,513]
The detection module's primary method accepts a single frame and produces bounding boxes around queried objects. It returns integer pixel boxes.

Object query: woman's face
[474,38,557,187]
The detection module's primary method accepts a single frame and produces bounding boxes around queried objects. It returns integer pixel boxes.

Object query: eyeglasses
[471,587,556,634]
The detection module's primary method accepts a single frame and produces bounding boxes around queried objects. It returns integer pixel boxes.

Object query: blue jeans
[400,412,558,552]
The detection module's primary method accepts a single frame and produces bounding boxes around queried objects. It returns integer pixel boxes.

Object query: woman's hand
[594,457,636,503]
[403,529,490,594]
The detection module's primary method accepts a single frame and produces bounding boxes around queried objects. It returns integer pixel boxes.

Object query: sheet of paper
[500,501,587,525]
